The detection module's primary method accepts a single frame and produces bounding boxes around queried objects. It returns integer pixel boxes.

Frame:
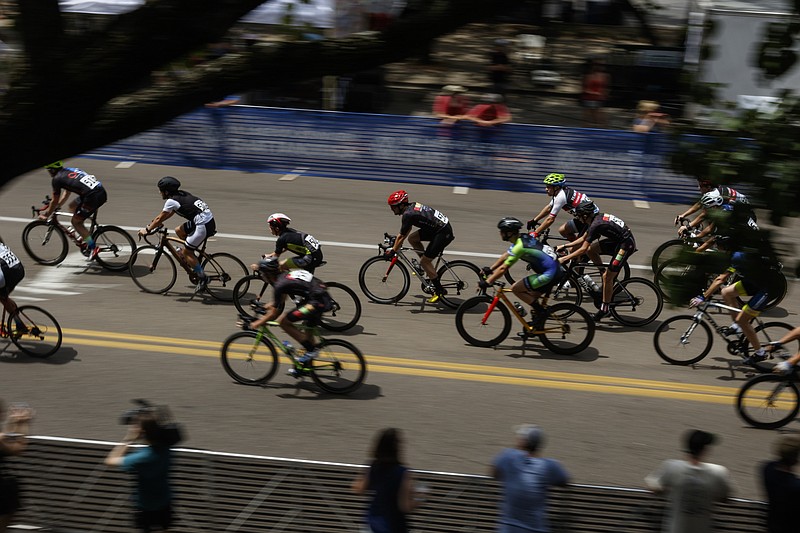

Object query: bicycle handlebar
[30,196,52,217]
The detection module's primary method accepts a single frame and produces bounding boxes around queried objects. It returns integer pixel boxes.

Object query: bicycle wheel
[310,338,367,394]
[738,322,798,358]
[202,252,248,301]
[650,239,687,274]
[129,245,178,294]
[538,303,595,355]
[220,331,279,385]
[233,274,274,319]
[92,225,136,271]
[736,271,788,311]
[21,221,68,265]
[8,305,62,358]
[653,316,713,365]
[736,374,800,430]
[610,277,663,327]
[438,260,482,309]
[358,256,410,304]
[454,295,511,347]
[550,273,583,308]
[320,282,361,332]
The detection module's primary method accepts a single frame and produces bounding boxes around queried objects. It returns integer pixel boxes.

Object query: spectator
[352,428,421,533]
[633,100,670,133]
[488,39,513,96]
[645,429,732,533]
[581,59,610,127]
[105,411,175,533]
[491,424,570,533]
[467,93,512,131]
[761,434,800,533]
[0,400,34,533]
[432,85,470,126]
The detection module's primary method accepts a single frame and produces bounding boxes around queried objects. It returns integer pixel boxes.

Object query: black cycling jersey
[585,213,634,244]
[162,191,213,224]
[400,203,449,235]
[271,270,328,306]
[717,186,748,205]
[275,228,322,257]
[0,243,24,297]
[51,167,103,197]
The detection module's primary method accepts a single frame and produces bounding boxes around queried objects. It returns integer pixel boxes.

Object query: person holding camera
[632,100,670,133]
[0,400,34,533]
[105,411,174,533]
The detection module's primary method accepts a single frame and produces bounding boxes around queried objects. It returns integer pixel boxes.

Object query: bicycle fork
[481,296,502,325]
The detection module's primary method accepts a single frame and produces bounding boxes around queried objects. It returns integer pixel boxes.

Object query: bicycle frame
[141,227,209,276]
[693,299,766,335]
[247,321,338,372]
[481,285,557,336]
[379,233,445,282]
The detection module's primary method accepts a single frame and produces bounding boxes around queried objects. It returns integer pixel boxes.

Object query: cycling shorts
[598,237,636,273]
[286,296,332,327]
[284,253,323,274]
[182,218,217,250]
[418,223,455,259]
[0,264,25,298]
[523,266,566,293]
[564,218,587,236]
[733,280,770,315]
[74,188,108,219]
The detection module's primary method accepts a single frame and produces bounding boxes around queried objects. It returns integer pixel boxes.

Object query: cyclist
[386,190,455,303]
[245,257,332,377]
[693,194,759,253]
[527,173,603,267]
[0,239,25,331]
[675,179,751,230]
[766,326,800,375]
[480,217,565,328]
[38,161,108,259]
[688,235,773,366]
[556,203,636,322]
[259,213,323,273]
[138,177,216,292]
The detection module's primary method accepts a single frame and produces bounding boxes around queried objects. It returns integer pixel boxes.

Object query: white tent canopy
[59,0,335,28]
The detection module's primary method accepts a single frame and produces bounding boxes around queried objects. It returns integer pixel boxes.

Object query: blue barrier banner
[85,106,699,203]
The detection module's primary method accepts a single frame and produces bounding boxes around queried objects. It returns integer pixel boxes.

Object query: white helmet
[267,213,291,229]
[700,190,723,208]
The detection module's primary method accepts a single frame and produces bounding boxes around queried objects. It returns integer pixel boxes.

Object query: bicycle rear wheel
[233,274,274,319]
[310,339,367,394]
[129,246,177,294]
[21,220,68,265]
[737,374,800,430]
[454,295,511,347]
[738,322,798,358]
[609,277,663,327]
[320,282,361,332]
[358,256,410,304]
[650,239,687,274]
[538,303,594,355]
[92,225,136,271]
[437,260,482,309]
[203,252,248,301]
[653,316,713,365]
[8,305,62,358]
[220,331,279,385]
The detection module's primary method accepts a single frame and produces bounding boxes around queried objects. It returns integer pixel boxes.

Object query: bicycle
[653,298,796,366]
[232,267,362,332]
[128,226,247,301]
[358,233,482,309]
[736,362,800,430]
[220,317,367,394]
[0,305,63,358]
[22,196,136,272]
[454,281,594,355]
[650,219,706,274]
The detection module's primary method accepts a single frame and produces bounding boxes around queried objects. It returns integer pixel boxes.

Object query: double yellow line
[65,328,738,405]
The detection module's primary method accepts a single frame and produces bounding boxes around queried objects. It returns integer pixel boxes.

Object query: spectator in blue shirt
[491,424,570,533]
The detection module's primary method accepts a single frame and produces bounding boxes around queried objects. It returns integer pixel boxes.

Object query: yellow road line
[62,328,744,403]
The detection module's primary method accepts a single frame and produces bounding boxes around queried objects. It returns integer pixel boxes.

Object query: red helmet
[387,190,409,206]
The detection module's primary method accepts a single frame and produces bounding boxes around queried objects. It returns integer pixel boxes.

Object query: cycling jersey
[716,186,748,205]
[547,187,597,218]
[0,243,24,297]
[162,191,214,225]
[274,228,322,258]
[51,167,104,198]
[504,234,564,290]
[399,203,449,235]
[727,251,773,313]
[272,270,332,325]
[585,213,636,273]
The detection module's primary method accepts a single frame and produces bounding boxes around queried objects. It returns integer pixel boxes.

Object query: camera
[119,399,184,447]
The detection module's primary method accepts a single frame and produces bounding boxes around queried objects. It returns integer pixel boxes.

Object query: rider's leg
[176,224,205,281]
[558,220,578,242]
[278,310,314,350]
[720,284,741,323]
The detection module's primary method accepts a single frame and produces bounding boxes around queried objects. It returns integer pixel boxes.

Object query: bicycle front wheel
[310,339,367,394]
[454,295,511,347]
[437,260,482,309]
[538,303,594,355]
[203,252,248,301]
[92,225,136,271]
[651,239,687,274]
[220,331,279,385]
[737,374,800,430]
[609,277,663,327]
[358,256,410,304]
[653,316,713,365]
[320,282,361,332]
[129,246,178,294]
[233,274,274,319]
[21,220,68,265]
[8,305,63,358]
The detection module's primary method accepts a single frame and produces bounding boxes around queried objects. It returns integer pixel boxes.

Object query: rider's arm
[40,191,64,218]
[527,204,552,231]
[251,300,282,329]
[142,210,174,233]
[699,271,732,300]
[534,213,557,235]
[676,202,702,222]
[556,234,589,263]
[391,232,409,254]
[488,252,510,273]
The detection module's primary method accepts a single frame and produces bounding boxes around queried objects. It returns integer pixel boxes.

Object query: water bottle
[282,340,296,355]
[411,258,421,273]
[582,275,600,294]
[576,275,589,292]
[174,245,183,255]
[512,302,527,317]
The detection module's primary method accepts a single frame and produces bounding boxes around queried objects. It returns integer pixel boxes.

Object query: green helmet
[44,161,64,170]
[543,173,566,186]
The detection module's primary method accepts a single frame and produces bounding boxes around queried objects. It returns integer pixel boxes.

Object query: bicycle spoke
[310,339,366,394]
[8,306,62,358]
[737,375,800,429]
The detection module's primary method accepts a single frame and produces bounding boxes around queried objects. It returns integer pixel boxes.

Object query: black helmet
[497,217,523,232]
[157,176,181,193]
[257,257,281,275]
[574,202,596,218]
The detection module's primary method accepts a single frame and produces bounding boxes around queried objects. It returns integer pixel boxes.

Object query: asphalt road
[1,158,798,500]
